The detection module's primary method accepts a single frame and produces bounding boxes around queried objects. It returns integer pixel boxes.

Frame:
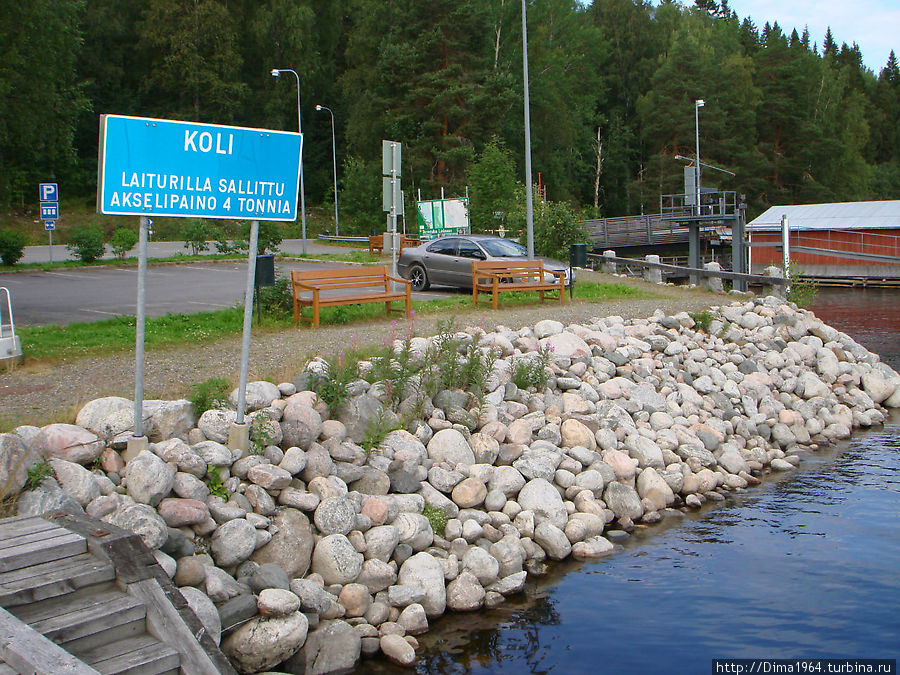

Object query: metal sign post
[39,183,59,264]
[382,140,402,279]
[228,220,259,456]
[124,214,150,461]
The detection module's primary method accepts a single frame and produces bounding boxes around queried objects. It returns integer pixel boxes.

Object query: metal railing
[586,253,787,286]
[0,287,15,340]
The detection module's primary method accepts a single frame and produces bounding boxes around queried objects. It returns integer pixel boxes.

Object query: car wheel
[409,264,430,291]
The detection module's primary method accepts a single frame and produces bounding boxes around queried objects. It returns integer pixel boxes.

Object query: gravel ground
[0,271,726,430]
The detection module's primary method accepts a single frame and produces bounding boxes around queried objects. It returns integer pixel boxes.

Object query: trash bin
[569,243,588,268]
[255,254,275,287]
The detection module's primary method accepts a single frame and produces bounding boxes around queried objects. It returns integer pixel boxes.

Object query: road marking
[82,308,122,316]
[185,300,233,308]
[45,271,105,280]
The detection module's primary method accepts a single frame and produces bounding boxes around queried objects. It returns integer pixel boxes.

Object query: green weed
[189,377,231,415]
[207,466,228,499]
[26,460,54,491]
[423,503,449,536]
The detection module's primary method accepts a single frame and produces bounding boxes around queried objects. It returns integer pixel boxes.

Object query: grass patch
[294,250,384,264]
[17,280,649,363]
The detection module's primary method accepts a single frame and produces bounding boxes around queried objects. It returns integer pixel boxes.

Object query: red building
[746,200,900,282]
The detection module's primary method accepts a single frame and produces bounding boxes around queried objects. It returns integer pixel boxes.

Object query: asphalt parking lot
[0,260,457,327]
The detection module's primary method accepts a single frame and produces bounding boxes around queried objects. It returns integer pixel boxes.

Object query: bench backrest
[472,260,545,275]
[291,265,390,290]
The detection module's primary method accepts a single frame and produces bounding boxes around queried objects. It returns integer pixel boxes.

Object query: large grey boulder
[124,450,175,507]
[221,612,309,673]
[103,503,168,550]
[397,552,446,618]
[517,478,567,529]
[17,478,83,517]
[311,534,364,585]
[337,395,384,444]
[0,433,40,494]
[210,518,257,567]
[32,424,104,464]
[49,459,99,507]
[251,508,314,578]
[283,619,361,675]
[230,381,281,413]
[426,429,475,466]
[603,482,644,521]
[197,410,237,444]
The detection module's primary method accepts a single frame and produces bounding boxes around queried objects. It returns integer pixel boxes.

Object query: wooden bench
[472,260,566,310]
[291,266,411,328]
[368,235,419,254]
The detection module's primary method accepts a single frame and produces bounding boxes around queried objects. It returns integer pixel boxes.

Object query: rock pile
[2,296,898,674]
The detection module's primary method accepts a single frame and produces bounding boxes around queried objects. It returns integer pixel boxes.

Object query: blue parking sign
[40,202,59,220]
[39,183,58,202]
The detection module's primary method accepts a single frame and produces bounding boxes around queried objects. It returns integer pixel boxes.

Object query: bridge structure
[580,189,750,289]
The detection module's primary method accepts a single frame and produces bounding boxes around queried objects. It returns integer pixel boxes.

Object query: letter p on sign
[39,183,58,202]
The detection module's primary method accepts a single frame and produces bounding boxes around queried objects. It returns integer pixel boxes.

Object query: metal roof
[746,200,900,231]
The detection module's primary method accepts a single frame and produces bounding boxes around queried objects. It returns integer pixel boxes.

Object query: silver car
[397,235,573,291]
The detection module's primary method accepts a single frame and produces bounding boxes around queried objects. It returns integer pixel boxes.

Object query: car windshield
[480,239,528,257]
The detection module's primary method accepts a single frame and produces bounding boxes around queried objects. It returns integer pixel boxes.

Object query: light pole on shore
[695,98,704,217]
[522,0,535,259]
[316,104,340,237]
[271,68,307,255]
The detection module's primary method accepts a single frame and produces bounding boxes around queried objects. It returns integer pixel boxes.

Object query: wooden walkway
[0,513,235,675]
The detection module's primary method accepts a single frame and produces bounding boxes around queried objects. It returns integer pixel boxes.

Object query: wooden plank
[0,517,59,542]
[0,531,86,573]
[0,525,82,552]
[12,583,119,624]
[32,595,145,648]
[0,607,100,675]
[88,638,179,675]
[74,633,160,665]
[0,553,115,608]
[292,265,388,280]
[127,578,230,675]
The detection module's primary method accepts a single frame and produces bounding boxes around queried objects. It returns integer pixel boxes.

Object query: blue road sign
[98,115,302,221]
[39,183,58,202]
[45,221,56,231]
[40,202,59,220]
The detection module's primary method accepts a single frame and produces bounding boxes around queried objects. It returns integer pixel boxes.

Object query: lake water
[366,287,900,674]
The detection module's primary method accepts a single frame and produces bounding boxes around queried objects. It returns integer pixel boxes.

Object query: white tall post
[316,105,339,236]
[781,215,790,277]
[271,69,306,254]
[522,0,534,259]
[695,99,704,217]
[229,220,259,454]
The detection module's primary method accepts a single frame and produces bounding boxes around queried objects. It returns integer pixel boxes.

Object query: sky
[725,0,899,72]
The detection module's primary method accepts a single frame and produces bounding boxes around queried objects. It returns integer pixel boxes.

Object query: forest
[1,0,899,235]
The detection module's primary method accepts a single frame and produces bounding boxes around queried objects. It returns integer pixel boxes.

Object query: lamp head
[696,99,705,107]
[315,105,323,111]
[270,69,280,77]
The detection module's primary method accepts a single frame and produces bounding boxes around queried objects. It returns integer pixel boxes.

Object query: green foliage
[506,190,588,261]
[786,261,818,308]
[423,503,448,536]
[689,310,715,332]
[257,277,293,318]
[182,221,213,256]
[468,137,517,231]
[339,156,382,235]
[511,347,552,391]
[189,377,231,414]
[66,226,106,263]
[360,409,401,454]
[309,356,357,412]
[109,228,138,260]
[249,411,276,455]
[0,229,26,266]
[207,466,228,500]
[26,460,54,491]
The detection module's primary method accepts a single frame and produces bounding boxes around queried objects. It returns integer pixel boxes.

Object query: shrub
[0,229,26,266]
[110,227,138,259]
[360,409,401,453]
[207,466,228,499]
[786,261,818,308]
[189,377,231,414]
[26,460,53,490]
[511,346,551,391]
[688,310,714,333]
[182,220,212,255]
[66,226,106,263]
[257,277,293,318]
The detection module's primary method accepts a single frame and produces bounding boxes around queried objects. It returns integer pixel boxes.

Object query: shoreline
[2,293,898,673]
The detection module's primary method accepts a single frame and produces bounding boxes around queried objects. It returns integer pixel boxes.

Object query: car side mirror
[474,251,486,260]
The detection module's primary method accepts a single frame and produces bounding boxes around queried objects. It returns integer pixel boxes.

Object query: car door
[453,238,487,287]
[422,238,459,286]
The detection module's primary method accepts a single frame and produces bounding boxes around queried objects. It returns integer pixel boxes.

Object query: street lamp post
[271,68,307,255]
[694,99,704,217]
[522,0,535,259]
[316,104,340,237]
